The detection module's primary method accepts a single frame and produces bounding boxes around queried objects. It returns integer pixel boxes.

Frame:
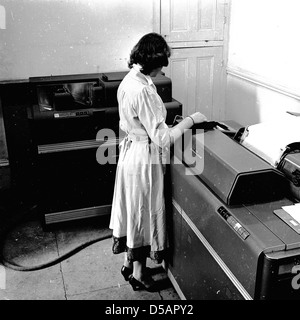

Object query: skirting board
[162,260,186,300]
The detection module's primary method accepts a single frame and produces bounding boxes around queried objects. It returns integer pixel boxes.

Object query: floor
[0,216,180,301]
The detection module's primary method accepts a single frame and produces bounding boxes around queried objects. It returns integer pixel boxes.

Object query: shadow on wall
[226,73,300,127]
[225,74,260,126]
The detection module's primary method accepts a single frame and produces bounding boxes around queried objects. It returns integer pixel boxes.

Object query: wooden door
[161,0,226,44]
[160,0,228,121]
[164,46,224,119]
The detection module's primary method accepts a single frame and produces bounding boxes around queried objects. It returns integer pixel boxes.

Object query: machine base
[44,204,111,226]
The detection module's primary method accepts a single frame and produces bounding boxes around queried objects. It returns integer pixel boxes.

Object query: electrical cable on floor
[0,203,112,271]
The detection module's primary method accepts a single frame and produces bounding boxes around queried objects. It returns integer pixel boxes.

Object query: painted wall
[0,0,154,80]
[225,0,300,126]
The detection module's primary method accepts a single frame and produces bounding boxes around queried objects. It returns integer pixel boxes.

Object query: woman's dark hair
[128,33,171,75]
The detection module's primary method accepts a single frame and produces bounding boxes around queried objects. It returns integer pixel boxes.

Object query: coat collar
[129,64,154,87]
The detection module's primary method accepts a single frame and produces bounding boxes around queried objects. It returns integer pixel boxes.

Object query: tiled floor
[0,236,180,301]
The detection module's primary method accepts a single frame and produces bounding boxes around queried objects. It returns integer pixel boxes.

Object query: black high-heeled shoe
[121,266,132,281]
[128,275,157,292]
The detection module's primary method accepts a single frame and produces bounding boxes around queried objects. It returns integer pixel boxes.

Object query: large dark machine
[0,72,181,226]
[166,120,300,300]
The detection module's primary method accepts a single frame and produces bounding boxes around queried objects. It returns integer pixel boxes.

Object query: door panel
[161,0,226,43]
[164,46,223,120]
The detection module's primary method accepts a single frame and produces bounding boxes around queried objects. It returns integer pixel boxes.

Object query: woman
[109,32,207,291]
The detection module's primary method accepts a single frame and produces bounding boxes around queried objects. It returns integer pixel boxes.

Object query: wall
[225,0,300,126]
[0,0,155,80]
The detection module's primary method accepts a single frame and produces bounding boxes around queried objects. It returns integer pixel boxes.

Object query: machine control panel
[53,110,93,118]
[217,206,250,240]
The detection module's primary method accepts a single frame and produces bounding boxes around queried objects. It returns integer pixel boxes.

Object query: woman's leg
[123,253,132,269]
[132,259,145,280]
[132,258,155,289]
[121,253,133,281]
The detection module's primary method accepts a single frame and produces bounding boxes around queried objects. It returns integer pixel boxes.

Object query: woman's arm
[170,112,207,144]
[136,88,207,148]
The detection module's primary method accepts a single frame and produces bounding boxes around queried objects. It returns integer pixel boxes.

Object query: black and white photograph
[0,0,300,306]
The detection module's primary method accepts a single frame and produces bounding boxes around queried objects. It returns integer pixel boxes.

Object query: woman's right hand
[190,112,207,124]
